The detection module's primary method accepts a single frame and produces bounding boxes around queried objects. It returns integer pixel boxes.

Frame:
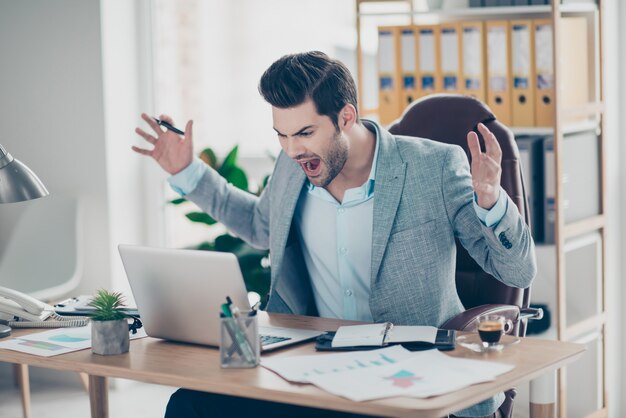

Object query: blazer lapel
[371,128,407,284]
[269,158,306,288]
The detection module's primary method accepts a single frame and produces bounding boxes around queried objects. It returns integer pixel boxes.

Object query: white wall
[151,0,356,159]
[100,0,159,298]
[0,0,112,295]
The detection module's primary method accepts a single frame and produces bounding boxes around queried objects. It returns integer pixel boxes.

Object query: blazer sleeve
[441,145,537,288]
[183,166,271,250]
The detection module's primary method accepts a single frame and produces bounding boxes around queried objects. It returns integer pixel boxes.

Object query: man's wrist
[476,192,499,210]
[167,158,206,196]
[473,188,507,227]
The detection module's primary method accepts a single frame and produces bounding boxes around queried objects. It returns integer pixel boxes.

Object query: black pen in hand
[152,117,185,135]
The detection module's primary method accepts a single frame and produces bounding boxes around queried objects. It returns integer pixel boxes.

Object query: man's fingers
[159,114,175,125]
[467,131,481,161]
[131,145,153,157]
[184,120,193,142]
[141,112,164,135]
[477,123,502,163]
[135,127,157,144]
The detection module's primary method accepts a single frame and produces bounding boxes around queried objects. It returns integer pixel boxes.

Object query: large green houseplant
[170,145,272,307]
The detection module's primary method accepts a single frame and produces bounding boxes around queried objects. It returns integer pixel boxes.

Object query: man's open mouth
[298,158,322,177]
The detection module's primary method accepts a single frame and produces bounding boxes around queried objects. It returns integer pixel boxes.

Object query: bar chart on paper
[261,345,415,383]
[0,324,146,357]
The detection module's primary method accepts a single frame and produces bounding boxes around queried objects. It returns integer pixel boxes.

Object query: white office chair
[0,195,83,418]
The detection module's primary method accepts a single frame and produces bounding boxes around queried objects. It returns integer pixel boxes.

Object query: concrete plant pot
[91,319,129,355]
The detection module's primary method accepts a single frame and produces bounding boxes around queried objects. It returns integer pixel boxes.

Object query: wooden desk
[0,313,584,418]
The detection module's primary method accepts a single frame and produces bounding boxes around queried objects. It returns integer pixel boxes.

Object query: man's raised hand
[133,113,194,175]
[467,123,502,210]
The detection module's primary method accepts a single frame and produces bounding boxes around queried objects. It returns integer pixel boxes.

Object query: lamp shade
[0,144,49,203]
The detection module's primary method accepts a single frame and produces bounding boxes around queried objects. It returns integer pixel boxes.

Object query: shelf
[357,3,597,18]
[563,214,605,239]
[510,120,599,136]
[565,312,606,341]
[561,102,605,120]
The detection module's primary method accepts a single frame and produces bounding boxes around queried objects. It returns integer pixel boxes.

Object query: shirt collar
[306,120,380,198]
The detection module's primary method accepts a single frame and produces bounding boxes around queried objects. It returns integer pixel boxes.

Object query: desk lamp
[0,143,49,337]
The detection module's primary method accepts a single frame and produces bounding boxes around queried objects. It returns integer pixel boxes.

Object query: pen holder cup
[220,313,260,368]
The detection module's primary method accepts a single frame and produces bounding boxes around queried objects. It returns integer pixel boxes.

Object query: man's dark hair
[258,51,359,129]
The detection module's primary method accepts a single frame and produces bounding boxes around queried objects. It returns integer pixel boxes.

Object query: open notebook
[316,323,456,351]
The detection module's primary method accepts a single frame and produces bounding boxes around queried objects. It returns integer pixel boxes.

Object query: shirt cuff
[473,188,508,228]
[167,158,207,196]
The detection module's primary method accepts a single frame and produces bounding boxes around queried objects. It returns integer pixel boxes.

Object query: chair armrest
[520,307,543,321]
[440,304,520,333]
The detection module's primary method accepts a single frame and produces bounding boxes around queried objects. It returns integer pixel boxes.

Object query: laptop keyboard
[261,334,292,346]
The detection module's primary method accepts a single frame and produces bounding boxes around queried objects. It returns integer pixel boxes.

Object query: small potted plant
[89,289,130,355]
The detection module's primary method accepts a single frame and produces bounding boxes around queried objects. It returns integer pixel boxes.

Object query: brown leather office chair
[388,93,541,418]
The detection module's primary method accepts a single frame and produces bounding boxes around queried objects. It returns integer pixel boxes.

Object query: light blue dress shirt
[168,127,508,322]
[293,134,380,321]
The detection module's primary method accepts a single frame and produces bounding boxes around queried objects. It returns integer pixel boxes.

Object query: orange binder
[416,25,441,98]
[486,21,512,126]
[461,21,487,102]
[440,23,462,94]
[510,20,535,127]
[399,26,418,111]
[533,20,554,127]
[378,26,402,124]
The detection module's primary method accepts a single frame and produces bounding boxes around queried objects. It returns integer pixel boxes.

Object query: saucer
[456,334,520,353]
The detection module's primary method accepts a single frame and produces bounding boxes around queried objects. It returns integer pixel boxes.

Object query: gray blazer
[187,121,536,325]
[186,121,536,417]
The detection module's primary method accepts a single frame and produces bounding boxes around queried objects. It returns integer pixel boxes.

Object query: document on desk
[261,345,415,383]
[263,347,514,401]
[0,323,147,357]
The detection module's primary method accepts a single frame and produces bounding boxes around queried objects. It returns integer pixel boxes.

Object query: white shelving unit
[355,1,608,417]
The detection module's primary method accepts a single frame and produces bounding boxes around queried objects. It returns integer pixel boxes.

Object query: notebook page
[386,325,437,344]
[332,323,389,348]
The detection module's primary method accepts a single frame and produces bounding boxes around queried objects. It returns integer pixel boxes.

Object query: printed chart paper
[261,345,414,383]
[307,350,514,401]
[0,323,147,357]
[263,347,514,402]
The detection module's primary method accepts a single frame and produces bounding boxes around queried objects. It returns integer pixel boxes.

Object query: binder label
[466,79,480,90]
[380,76,394,91]
[463,26,482,79]
[378,30,396,75]
[401,29,416,73]
[512,24,531,86]
[403,76,416,89]
[421,76,435,90]
[444,76,458,90]
[535,24,554,90]
[441,27,459,91]
[487,26,507,92]
[514,77,529,89]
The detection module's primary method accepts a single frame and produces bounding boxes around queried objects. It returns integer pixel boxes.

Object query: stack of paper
[262,346,513,401]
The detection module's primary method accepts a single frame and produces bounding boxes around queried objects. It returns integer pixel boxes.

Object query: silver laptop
[118,245,321,351]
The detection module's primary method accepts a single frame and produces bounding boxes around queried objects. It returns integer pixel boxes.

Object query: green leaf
[88,289,128,321]
[218,145,239,177]
[225,166,249,191]
[197,241,216,251]
[185,212,217,226]
[199,148,218,168]
[214,234,244,252]
[169,197,187,205]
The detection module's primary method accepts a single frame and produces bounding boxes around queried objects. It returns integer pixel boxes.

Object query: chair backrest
[388,94,531,313]
[0,195,82,301]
